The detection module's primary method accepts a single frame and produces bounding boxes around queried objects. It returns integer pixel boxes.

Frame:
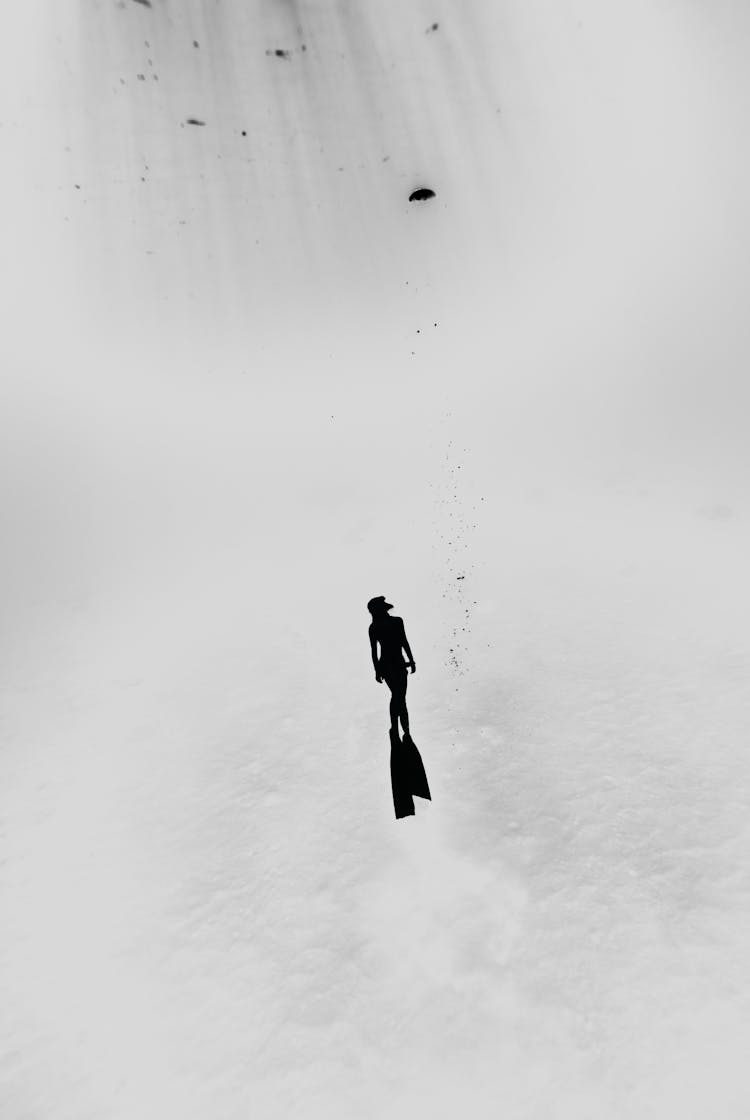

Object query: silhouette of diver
[367,596,430,818]
[367,596,415,735]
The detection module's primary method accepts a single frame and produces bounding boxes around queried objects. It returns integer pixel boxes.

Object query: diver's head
[367,596,393,617]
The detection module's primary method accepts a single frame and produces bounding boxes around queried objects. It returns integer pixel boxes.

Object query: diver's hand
[407,661,416,674]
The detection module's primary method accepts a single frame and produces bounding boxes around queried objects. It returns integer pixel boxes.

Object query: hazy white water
[2,2,750,1117]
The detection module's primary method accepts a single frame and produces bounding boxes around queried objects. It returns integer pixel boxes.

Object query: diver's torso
[373,616,405,669]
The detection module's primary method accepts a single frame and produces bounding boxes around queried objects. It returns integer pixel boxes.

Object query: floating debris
[266,48,291,60]
[426,22,439,32]
[132,0,152,7]
[186,118,206,126]
[409,187,436,202]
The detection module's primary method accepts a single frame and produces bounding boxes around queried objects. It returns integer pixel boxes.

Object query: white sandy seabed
[2,1,750,1117]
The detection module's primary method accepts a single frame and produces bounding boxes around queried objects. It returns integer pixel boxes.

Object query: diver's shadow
[389,728,431,819]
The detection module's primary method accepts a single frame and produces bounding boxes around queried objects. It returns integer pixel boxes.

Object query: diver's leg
[398,674,410,736]
[400,703,410,736]
[389,691,400,733]
[384,676,399,733]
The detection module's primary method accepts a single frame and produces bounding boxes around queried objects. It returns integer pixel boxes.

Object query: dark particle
[132,0,152,7]
[266,48,291,59]
[186,118,206,126]
[193,40,199,48]
[409,187,436,202]
[427,22,439,32]
[241,130,247,137]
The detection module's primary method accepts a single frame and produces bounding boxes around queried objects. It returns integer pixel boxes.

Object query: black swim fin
[402,733,431,801]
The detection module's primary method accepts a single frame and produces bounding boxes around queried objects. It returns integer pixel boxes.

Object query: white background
[2,1,750,1116]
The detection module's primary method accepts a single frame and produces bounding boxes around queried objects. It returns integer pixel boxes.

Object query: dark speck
[186,118,206,126]
[409,187,436,202]
[241,130,247,137]
[266,48,291,60]
[427,22,439,32]
[193,40,199,48]
[132,0,152,7]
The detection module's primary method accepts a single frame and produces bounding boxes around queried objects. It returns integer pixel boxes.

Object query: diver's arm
[401,621,416,673]
[369,627,382,681]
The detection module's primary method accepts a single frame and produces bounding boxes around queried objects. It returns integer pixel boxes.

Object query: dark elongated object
[403,733,431,801]
[390,729,415,818]
[409,187,436,201]
[389,729,431,818]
